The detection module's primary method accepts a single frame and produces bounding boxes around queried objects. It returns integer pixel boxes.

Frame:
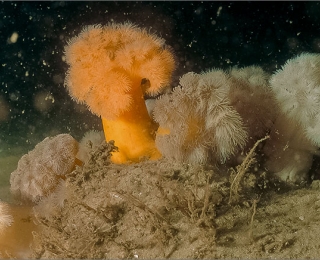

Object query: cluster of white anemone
[154,53,320,182]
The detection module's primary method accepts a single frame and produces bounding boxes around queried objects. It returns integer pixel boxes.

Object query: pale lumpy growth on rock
[10,134,79,202]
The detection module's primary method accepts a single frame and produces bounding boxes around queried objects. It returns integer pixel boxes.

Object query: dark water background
[1,1,320,155]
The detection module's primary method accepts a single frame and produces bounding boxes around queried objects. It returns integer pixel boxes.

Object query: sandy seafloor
[3,132,320,259]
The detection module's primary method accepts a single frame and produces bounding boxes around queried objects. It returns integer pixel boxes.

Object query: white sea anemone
[154,70,248,165]
[0,201,13,234]
[263,53,320,182]
[10,134,78,202]
[228,65,278,148]
[77,130,105,164]
[270,53,320,130]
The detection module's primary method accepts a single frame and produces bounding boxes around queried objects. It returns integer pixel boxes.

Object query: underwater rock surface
[28,140,320,259]
[32,141,219,258]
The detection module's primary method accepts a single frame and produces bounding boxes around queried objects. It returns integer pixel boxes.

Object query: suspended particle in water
[7,32,19,44]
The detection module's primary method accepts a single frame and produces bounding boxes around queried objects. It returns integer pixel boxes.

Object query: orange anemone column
[102,78,161,163]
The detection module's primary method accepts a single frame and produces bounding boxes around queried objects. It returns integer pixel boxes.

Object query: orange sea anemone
[64,22,176,163]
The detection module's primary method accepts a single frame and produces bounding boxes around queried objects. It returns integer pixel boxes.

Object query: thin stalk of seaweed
[229,135,270,204]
